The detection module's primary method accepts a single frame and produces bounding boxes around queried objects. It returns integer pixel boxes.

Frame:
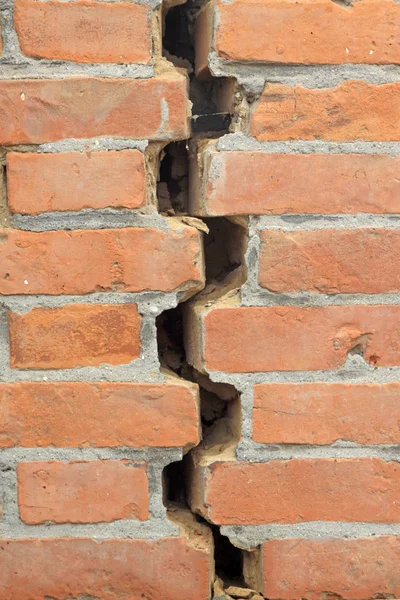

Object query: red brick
[9,304,141,369]
[15,0,151,63]
[253,382,400,445]
[261,536,400,600]
[259,228,400,293]
[0,225,204,295]
[18,460,148,524]
[191,146,400,215]
[0,536,212,600]
[214,0,400,65]
[251,81,400,141]
[7,150,146,214]
[0,380,200,448]
[194,459,400,525]
[0,76,189,144]
[188,304,400,372]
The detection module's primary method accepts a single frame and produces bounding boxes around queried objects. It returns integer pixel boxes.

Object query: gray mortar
[209,54,400,94]
[216,133,400,155]
[222,523,400,550]
[12,209,170,231]
[0,447,181,540]
[38,138,149,153]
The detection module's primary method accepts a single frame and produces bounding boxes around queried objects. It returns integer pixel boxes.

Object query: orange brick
[262,537,400,600]
[0,380,200,448]
[0,537,212,600]
[7,150,146,214]
[188,304,400,372]
[18,460,149,524]
[259,228,400,293]
[251,81,400,141]
[194,459,400,525]
[191,147,400,215]
[9,304,141,369]
[0,225,204,295]
[15,0,151,63]
[0,76,189,144]
[214,0,400,65]
[253,382,400,445]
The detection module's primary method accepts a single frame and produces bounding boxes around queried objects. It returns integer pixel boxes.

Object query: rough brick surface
[14,0,151,63]
[191,304,400,373]
[253,382,400,445]
[213,0,400,65]
[18,460,149,524]
[259,228,400,293]
[195,459,400,525]
[9,304,141,368]
[262,537,400,600]
[192,148,400,215]
[0,537,212,600]
[0,381,200,448]
[0,225,204,295]
[0,76,189,144]
[251,81,400,141]
[7,150,146,213]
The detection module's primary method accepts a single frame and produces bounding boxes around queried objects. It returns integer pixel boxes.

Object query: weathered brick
[261,537,400,600]
[259,228,400,293]
[191,146,400,215]
[7,150,146,214]
[0,224,204,295]
[187,304,400,372]
[18,460,149,524]
[14,0,151,63]
[0,380,200,448]
[192,459,400,525]
[253,382,400,445]
[9,304,141,369]
[0,76,189,144]
[213,0,400,65]
[0,536,212,600]
[251,81,400,141]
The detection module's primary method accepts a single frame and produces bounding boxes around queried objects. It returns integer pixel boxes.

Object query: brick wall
[0,0,399,598]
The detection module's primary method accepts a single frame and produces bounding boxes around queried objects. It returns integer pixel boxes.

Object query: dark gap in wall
[157,142,189,215]
[203,217,246,285]
[162,0,234,137]
[163,456,190,508]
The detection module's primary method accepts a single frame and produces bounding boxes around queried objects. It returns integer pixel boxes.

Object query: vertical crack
[158,2,262,598]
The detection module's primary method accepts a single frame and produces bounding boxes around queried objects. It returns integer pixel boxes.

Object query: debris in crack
[157,142,189,215]
[162,0,235,137]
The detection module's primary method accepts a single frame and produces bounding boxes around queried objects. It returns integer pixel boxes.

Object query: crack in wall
[158,5,260,596]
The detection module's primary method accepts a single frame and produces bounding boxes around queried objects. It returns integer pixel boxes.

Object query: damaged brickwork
[0,0,400,598]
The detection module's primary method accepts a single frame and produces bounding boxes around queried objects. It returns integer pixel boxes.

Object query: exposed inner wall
[1,0,400,597]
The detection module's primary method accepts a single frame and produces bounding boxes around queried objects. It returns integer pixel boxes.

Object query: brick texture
[262,537,400,600]
[213,0,400,65]
[0,537,212,600]
[0,76,189,144]
[251,81,400,141]
[2,0,400,594]
[14,0,152,63]
[191,147,400,215]
[0,225,204,295]
[7,150,146,213]
[0,381,200,448]
[193,459,400,525]
[9,304,141,369]
[189,304,400,373]
[18,460,149,524]
[253,383,400,445]
[259,228,400,293]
